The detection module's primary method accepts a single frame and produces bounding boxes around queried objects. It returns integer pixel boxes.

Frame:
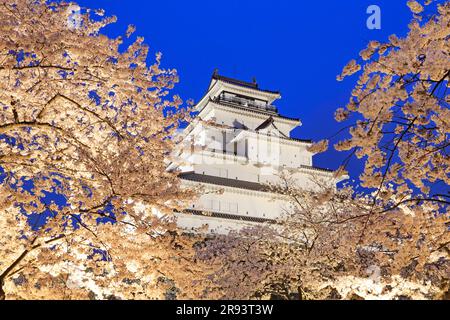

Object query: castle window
[222,131,226,154]
[245,139,248,158]
[211,136,216,152]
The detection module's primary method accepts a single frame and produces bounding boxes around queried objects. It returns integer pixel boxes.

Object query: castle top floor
[193,70,302,136]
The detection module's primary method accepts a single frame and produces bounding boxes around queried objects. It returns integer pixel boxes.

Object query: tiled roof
[299,165,334,173]
[255,116,275,131]
[212,71,280,95]
[181,209,276,224]
[290,137,313,144]
[210,99,300,122]
[179,168,335,193]
[179,172,269,192]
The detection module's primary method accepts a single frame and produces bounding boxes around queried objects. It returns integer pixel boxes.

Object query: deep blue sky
[78,0,414,181]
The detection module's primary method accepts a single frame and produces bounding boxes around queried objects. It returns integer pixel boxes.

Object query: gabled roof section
[255,116,275,131]
[255,116,290,138]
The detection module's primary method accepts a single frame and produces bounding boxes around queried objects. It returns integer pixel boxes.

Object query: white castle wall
[183,186,290,220]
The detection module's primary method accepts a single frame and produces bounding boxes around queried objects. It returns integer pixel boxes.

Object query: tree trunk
[298,286,303,300]
[0,281,5,300]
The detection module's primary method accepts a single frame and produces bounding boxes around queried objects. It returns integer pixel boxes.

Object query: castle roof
[209,98,300,123]
[181,209,276,224]
[211,69,280,95]
[179,172,269,192]
[179,168,335,192]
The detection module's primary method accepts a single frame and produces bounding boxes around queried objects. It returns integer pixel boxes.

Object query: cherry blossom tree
[199,1,449,300]
[334,0,449,212]
[331,1,450,296]
[198,173,449,300]
[2,0,448,301]
[0,0,201,299]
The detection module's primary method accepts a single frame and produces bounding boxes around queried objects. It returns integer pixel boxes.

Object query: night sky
[77,0,414,183]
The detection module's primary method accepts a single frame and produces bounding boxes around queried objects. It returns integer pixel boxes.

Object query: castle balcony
[215,94,278,114]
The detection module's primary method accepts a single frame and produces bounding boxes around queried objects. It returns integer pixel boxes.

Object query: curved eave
[209,77,281,102]
[232,130,312,146]
[207,100,301,125]
[177,209,277,224]
[179,169,338,195]
[179,173,273,194]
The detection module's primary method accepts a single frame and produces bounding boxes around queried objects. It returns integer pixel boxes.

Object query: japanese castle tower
[169,71,339,234]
